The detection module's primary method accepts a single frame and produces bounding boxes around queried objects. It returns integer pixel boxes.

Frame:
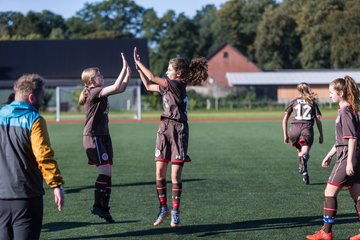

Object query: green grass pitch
[40,117,360,239]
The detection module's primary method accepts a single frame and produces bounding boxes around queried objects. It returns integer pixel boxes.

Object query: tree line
[1,0,359,75]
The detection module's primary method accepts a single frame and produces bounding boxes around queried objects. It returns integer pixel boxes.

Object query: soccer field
[40,118,360,239]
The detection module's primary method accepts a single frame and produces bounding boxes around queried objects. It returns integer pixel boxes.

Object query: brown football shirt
[159,78,188,123]
[335,105,360,147]
[285,98,321,126]
[83,86,109,136]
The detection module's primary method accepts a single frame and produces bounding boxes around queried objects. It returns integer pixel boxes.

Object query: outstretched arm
[138,68,160,92]
[101,52,129,96]
[133,47,167,88]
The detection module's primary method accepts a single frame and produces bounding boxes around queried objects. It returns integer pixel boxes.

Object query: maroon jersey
[335,105,360,147]
[83,86,109,136]
[159,78,188,123]
[285,98,321,126]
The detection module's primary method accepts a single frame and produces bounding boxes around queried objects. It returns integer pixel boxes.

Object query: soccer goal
[54,84,141,122]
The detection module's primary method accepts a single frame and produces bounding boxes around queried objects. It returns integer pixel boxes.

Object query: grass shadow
[43,220,139,232]
[65,178,205,194]
[50,213,357,239]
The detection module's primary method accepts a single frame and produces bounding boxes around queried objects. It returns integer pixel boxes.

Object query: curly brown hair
[169,56,208,86]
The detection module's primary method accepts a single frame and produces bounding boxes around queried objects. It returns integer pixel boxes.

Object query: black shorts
[83,135,113,166]
[155,119,191,163]
[288,123,314,150]
[328,146,360,187]
[0,197,43,240]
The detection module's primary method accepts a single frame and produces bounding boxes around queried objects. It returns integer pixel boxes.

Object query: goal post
[54,83,142,122]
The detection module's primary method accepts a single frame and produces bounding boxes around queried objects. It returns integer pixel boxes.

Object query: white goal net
[54,84,141,122]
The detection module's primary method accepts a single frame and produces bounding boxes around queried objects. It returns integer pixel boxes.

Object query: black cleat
[91,206,115,223]
[302,174,310,185]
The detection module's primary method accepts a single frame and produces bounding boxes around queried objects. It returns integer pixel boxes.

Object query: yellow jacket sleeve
[30,117,64,188]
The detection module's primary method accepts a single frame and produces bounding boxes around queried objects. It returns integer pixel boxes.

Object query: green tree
[13,11,65,38]
[49,28,64,39]
[328,0,360,68]
[0,10,65,39]
[140,8,163,48]
[215,0,276,59]
[82,30,121,39]
[0,11,20,37]
[255,3,301,70]
[75,0,144,38]
[0,12,26,37]
[295,0,344,69]
[65,16,96,39]
[150,11,198,75]
[193,5,219,57]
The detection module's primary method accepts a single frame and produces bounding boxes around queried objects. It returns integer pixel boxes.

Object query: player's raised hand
[121,52,128,69]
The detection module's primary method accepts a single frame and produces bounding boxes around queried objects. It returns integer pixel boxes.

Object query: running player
[282,82,323,184]
[78,53,131,223]
[133,47,208,227]
[306,76,360,240]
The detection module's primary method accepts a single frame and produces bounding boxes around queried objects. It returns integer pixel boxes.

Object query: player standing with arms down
[282,82,323,184]
[133,47,208,227]
[79,53,131,223]
[306,76,360,240]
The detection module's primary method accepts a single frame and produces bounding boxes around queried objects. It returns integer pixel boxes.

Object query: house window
[223,51,229,59]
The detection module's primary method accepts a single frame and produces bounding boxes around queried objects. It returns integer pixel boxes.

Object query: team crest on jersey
[102,153,109,161]
[155,149,161,157]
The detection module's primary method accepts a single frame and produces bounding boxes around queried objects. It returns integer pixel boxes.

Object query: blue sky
[0,0,227,18]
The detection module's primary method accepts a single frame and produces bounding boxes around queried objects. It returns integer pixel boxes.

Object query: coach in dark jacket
[0,74,64,240]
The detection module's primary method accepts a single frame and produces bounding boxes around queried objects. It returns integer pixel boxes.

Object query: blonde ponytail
[79,67,99,106]
[78,87,89,105]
